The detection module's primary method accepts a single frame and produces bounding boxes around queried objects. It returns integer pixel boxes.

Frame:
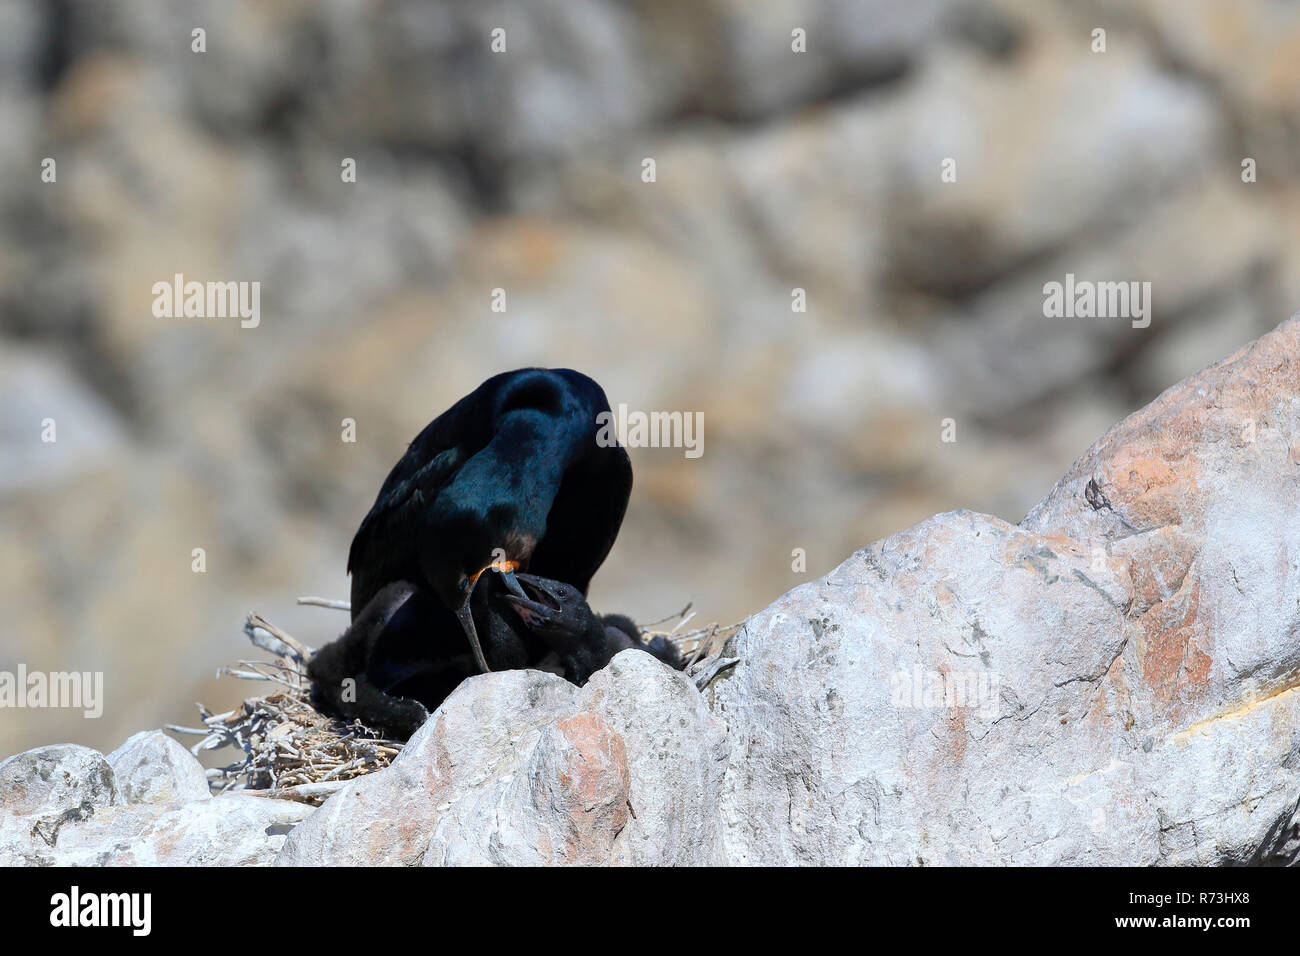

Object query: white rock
[107,730,211,805]
[2,794,312,867]
[0,744,117,817]
[713,314,1300,865]
[278,652,727,866]
[0,741,308,866]
[586,653,728,866]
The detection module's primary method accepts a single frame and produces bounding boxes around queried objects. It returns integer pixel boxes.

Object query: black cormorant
[346,368,633,674]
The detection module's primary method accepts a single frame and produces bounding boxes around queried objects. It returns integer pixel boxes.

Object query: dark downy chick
[503,574,685,685]
[307,575,542,739]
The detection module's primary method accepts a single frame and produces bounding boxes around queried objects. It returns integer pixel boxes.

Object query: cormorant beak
[456,558,527,673]
[453,596,491,675]
[495,565,528,600]
[464,558,525,594]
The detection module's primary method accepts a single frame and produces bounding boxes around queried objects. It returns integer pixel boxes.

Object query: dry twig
[297,596,352,611]
[638,604,743,669]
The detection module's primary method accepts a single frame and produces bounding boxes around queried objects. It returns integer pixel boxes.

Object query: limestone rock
[278,651,727,866]
[713,314,1300,865]
[1,794,312,867]
[0,744,117,818]
[107,730,211,806]
[0,740,308,866]
[424,711,631,866]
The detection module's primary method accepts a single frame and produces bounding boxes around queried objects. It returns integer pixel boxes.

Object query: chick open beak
[502,573,562,629]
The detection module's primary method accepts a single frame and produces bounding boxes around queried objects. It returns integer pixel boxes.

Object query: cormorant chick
[504,573,684,685]
[308,574,683,739]
[307,582,433,739]
[307,574,543,739]
[599,612,683,668]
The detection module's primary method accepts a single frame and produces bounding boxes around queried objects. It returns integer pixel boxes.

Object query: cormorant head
[424,509,535,605]
[501,572,597,642]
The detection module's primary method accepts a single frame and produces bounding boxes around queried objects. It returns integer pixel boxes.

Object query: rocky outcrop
[277,652,728,866]
[0,736,311,866]
[715,313,1300,865]
[3,317,1298,864]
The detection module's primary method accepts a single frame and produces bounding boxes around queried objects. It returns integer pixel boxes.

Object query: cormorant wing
[347,439,466,613]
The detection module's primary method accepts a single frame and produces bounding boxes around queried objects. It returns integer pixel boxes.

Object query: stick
[687,623,717,669]
[297,596,352,611]
[244,780,350,803]
[667,611,696,637]
[164,724,210,736]
[640,601,693,629]
[244,613,314,663]
[217,669,273,681]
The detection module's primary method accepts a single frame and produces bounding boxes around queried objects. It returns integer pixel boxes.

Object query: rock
[275,669,578,867]
[0,2,39,88]
[0,738,308,866]
[107,730,211,805]
[1135,0,1300,119]
[1135,0,1300,201]
[0,744,117,817]
[712,510,1133,865]
[73,795,313,866]
[676,0,962,119]
[1,794,313,867]
[876,41,1219,299]
[932,180,1280,422]
[583,653,729,866]
[278,651,727,866]
[424,711,631,866]
[713,313,1300,865]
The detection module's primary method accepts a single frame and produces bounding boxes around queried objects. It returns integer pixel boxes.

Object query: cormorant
[346,368,633,674]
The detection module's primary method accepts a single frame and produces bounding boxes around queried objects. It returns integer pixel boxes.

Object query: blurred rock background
[2,0,1298,756]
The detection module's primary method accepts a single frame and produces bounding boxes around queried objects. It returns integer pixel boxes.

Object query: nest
[167,613,405,805]
[168,598,740,806]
